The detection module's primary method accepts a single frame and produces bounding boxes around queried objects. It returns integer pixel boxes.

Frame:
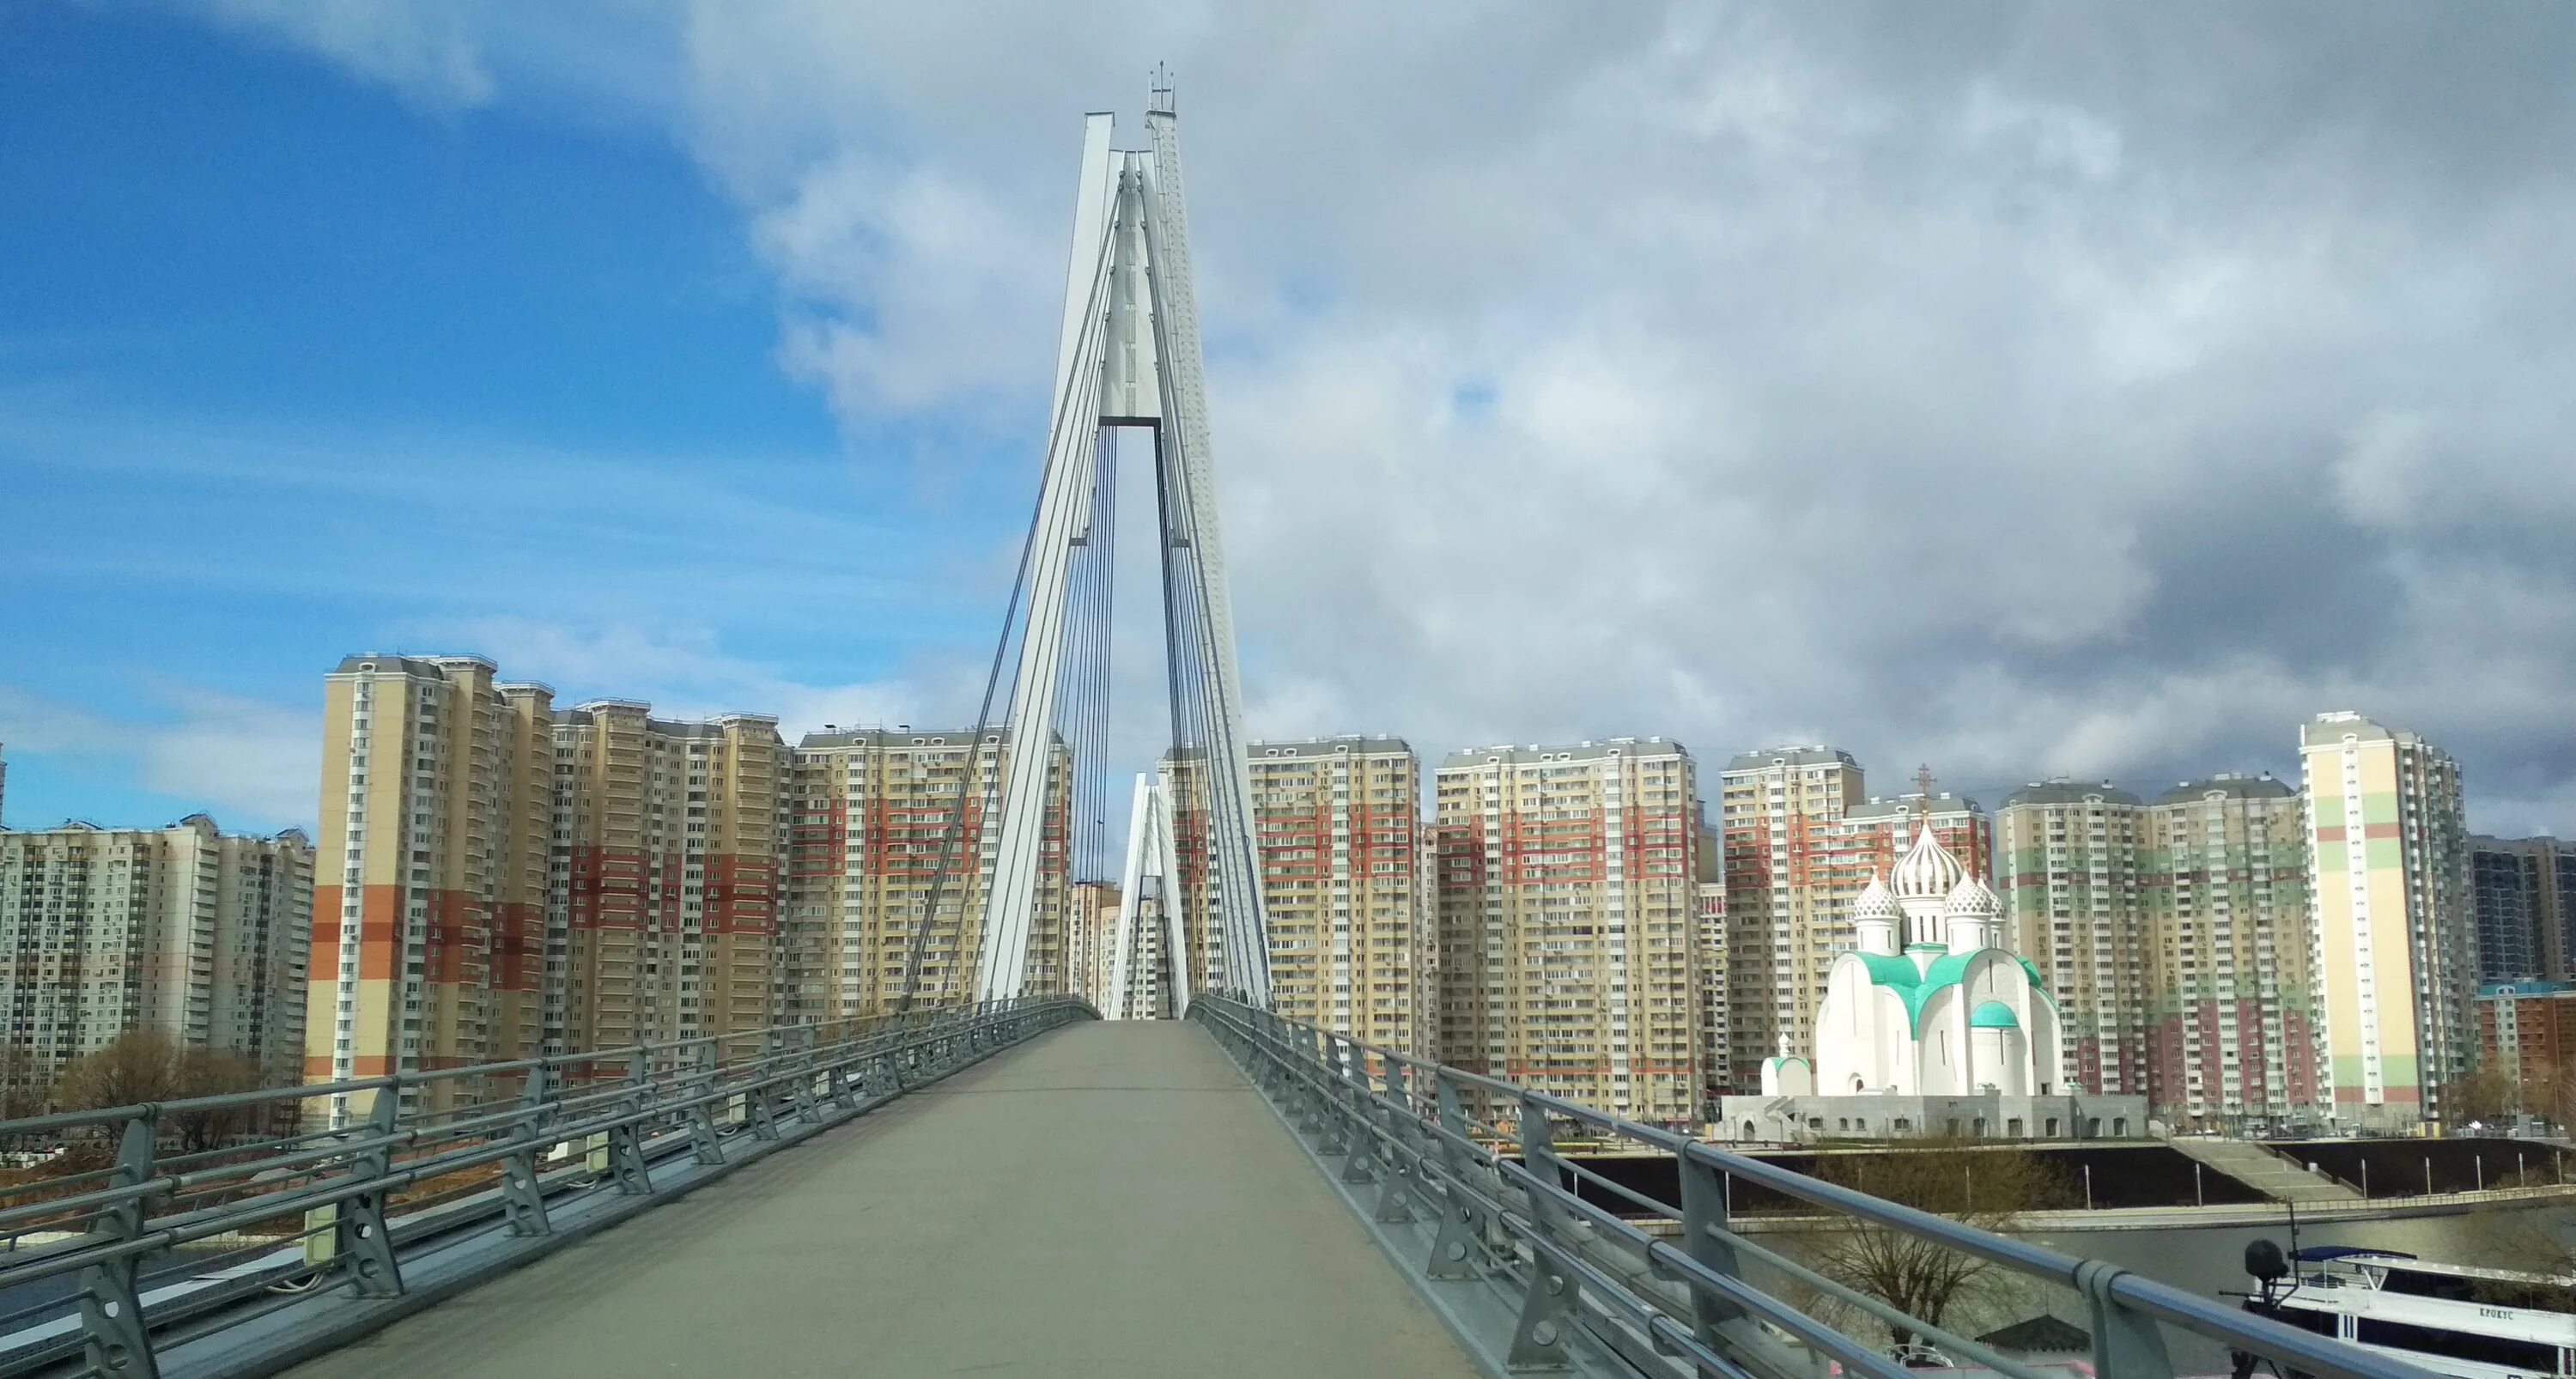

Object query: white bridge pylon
[973,100,1272,1008]
[1103,772,1188,1019]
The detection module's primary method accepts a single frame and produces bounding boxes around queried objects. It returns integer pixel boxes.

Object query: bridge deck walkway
[282,1019,1480,1378]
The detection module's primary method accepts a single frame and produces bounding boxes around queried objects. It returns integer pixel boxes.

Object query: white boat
[2239,1245,2576,1379]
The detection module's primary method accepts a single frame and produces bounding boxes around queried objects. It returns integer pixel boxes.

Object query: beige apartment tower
[307,654,794,1123]
[1715,747,1864,1090]
[306,655,555,1115]
[544,702,787,1056]
[2300,712,2473,1130]
[2,817,313,1105]
[1249,737,1426,1057]
[1437,738,1699,1126]
[2144,775,2322,1129]
[1996,782,2148,1097]
[784,727,1071,1022]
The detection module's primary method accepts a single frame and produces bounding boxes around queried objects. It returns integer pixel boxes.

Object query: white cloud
[0,684,319,832]
[191,0,499,109]
[397,617,945,740]
[141,691,321,827]
[146,4,2576,835]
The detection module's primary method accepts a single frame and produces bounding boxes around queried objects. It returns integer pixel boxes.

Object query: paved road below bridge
[283,1018,1481,1378]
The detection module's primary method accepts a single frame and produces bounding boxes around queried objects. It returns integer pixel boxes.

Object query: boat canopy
[2290,1247,2420,1264]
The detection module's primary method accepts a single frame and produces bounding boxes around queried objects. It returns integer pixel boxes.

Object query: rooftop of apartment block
[798,726,1005,750]
[329,653,474,678]
[2470,833,2568,851]
[553,702,782,736]
[2004,780,2143,809]
[0,811,312,844]
[2154,773,2293,805]
[1248,735,1413,758]
[1849,790,1986,819]
[1440,737,1689,769]
[1722,744,1859,774]
[2480,979,2576,999]
[2300,708,2447,753]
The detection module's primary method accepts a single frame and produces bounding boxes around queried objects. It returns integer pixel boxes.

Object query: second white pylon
[972,93,1272,1008]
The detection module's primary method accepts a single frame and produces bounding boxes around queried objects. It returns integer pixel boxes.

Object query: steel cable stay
[892,210,1119,1015]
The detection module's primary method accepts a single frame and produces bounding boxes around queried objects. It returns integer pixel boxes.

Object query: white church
[1715,826,2148,1143]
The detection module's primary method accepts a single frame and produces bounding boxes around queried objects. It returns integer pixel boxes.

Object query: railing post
[789,1026,820,1123]
[827,1022,860,1110]
[76,1113,160,1379]
[337,1082,406,1297]
[1667,1146,1753,1354]
[1426,1072,1492,1279]
[1334,1039,1377,1185]
[501,1066,555,1236]
[1311,1033,1350,1156]
[2081,1266,2176,1379]
[1373,1059,1422,1224]
[685,1044,727,1167]
[1506,1092,1580,1370]
[606,1049,654,1194]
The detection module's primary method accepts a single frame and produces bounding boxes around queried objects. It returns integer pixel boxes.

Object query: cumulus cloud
[167,3,2576,834]
[0,684,319,831]
[190,0,500,109]
[399,616,945,741]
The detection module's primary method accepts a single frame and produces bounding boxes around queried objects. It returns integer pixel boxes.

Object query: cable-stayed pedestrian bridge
[0,1000,2430,1379]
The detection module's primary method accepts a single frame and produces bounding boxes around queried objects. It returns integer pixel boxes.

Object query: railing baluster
[2083,1262,2178,1379]
[76,1114,159,1379]
[1372,1058,1420,1224]
[501,1066,555,1237]
[605,1049,654,1194]
[338,1083,405,1297]
[1425,1072,1489,1280]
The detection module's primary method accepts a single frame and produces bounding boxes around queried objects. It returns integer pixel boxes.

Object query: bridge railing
[1192,996,2438,1379]
[0,995,1093,1379]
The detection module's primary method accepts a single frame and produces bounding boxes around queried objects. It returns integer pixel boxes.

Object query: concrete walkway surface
[281,1019,1483,1378]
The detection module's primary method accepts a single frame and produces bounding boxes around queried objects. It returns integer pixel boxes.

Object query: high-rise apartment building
[1066,879,1120,1008]
[1693,820,1724,1103]
[1436,738,1699,1126]
[2468,836,2576,984]
[544,702,787,1054]
[1249,737,1426,1056]
[2143,775,2322,1129]
[1997,782,2148,1097]
[3,816,313,1102]
[2300,711,2474,1130]
[1715,747,1863,1091]
[1836,791,1992,884]
[783,727,1070,1022]
[2478,980,2576,1088]
[307,654,804,1125]
[307,655,556,1113]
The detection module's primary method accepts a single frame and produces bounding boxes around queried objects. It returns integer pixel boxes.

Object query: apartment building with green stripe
[2300,712,2473,1131]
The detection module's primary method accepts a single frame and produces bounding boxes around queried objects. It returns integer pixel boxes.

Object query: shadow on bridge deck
[282,1019,1481,1378]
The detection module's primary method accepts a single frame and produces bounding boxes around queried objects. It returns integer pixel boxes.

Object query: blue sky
[0,3,1018,833]
[5,3,2573,840]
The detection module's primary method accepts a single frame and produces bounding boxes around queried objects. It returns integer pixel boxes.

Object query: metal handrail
[1192,996,2443,1379]
[0,995,1093,1378]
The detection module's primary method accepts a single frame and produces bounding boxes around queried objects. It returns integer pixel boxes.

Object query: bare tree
[52,1030,186,1114]
[0,1045,44,1122]
[165,1052,266,1154]
[51,1034,274,1152]
[2447,1060,2518,1128]
[2519,1052,2576,1132]
[1800,1142,2077,1352]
